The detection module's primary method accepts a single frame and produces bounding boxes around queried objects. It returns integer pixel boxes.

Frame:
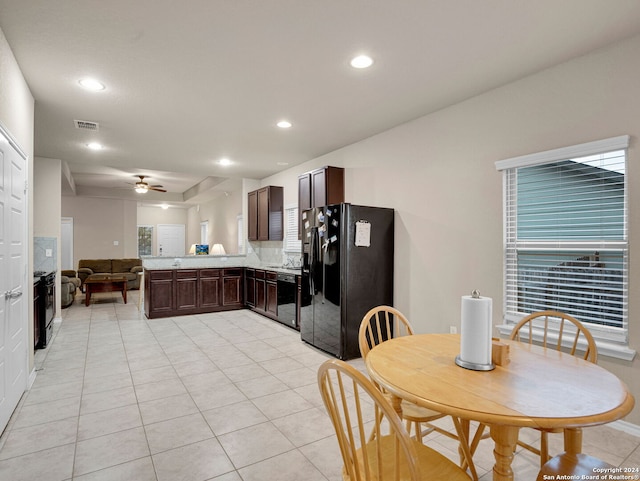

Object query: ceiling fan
[130,175,167,193]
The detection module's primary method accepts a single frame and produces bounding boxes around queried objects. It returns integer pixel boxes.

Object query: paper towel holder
[455,289,495,371]
[455,355,495,371]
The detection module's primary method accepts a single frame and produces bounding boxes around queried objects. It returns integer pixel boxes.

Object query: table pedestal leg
[490,425,519,481]
[564,427,583,455]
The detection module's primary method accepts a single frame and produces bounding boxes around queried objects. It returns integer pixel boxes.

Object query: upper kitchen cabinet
[298,166,344,237]
[248,185,284,241]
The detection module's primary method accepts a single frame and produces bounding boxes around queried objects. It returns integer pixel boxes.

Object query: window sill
[496,324,636,362]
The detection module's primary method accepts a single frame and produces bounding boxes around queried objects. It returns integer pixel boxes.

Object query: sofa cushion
[78,259,112,273]
[112,258,142,273]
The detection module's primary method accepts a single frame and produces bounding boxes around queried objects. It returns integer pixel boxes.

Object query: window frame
[495,136,634,360]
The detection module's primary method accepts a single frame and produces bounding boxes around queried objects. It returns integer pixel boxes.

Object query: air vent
[74,119,99,131]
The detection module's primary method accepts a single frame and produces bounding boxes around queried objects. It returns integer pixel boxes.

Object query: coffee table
[84,275,128,306]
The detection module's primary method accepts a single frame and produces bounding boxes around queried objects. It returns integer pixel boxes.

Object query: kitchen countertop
[143,263,301,275]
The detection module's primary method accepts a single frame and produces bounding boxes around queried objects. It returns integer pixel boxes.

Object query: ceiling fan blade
[149,187,167,192]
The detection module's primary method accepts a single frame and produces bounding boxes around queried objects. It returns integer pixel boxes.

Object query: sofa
[61,269,81,308]
[77,258,143,291]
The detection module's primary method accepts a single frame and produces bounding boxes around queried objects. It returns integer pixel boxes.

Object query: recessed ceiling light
[218,158,232,166]
[160,204,169,210]
[86,142,103,150]
[276,120,292,129]
[78,78,105,91]
[350,55,374,69]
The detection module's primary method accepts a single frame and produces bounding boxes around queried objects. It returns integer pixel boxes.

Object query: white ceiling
[2,0,640,207]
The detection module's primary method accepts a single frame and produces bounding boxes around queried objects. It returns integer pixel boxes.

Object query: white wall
[0,27,35,369]
[62,196,138,262]
[34,157,62,314]
[263,34,640,424]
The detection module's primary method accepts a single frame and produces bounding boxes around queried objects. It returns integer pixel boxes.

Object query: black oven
[276,272,299,330]
[35,271,55,348]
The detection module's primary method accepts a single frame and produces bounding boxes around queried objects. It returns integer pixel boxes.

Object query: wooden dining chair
[317,359,471,481]
[509,310,598,466]
[536,452,616,481]
[358,306,479,480]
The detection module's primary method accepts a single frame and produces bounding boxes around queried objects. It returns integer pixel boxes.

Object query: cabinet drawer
[245,268,255,278]
[148,270,173,281]
[200,269,220,278]
[255,270,265,279]
[223,268,242,277]
[176,269,198,279]
[266,271,277,281]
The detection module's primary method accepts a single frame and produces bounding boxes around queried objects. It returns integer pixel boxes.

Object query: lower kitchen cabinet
[222,269,243,307]
[244,268,256,307]
[145,268,242,319]
[246,269,278,321]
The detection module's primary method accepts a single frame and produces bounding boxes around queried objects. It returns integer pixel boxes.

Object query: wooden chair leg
[453,417,479,481]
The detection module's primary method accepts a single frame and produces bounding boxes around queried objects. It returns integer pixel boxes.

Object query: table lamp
[211,243,226,255]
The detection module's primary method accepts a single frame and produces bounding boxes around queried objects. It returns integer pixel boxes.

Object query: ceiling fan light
[135,185,148,193]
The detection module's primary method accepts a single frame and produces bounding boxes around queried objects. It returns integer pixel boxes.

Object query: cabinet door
[199,269,221,309]
[244,269,255,307]
[176,270,198,312]
[266,281,278,317]
[248,189,258,241]
[255,278,266,311]
[147,270,174,316]
[222,269,243,307]
[312,166,344,207]
[257,187,270,241]
[311,169,327,208]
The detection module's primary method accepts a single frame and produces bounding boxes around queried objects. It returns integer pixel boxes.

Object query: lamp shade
[188,244,197,255]
[211,243,226,255]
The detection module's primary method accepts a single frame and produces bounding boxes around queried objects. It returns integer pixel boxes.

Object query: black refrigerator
[300,203,394,360]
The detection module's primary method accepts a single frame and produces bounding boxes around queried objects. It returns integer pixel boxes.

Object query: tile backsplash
[34,237,57,273]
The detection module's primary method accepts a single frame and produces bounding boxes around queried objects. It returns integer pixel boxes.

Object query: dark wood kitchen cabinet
[199,269,221,309]
[247,186,283,241]
[222,268,243,307]
[244,268,256,307]
[176,269,198,312]
[265,271,278,317]
[145,269,174,318]
[145,268,242,319]
[247,269,278,320]
[298,166,344,237]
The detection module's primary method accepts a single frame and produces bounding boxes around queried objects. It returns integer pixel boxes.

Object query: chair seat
[537,452,615,481]
[348,435,470,481]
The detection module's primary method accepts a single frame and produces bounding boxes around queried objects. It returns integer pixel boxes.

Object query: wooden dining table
[365,333,635,481]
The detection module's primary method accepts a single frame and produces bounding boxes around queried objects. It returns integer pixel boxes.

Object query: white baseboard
[610,419,640,438]
[27,367,37,389]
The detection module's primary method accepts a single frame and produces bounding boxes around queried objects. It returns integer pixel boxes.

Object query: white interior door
[0,126,28,433]
[157,224,185,256]
[61,217,73,270]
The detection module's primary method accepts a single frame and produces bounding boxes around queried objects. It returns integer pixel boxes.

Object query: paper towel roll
[458,294,493,368]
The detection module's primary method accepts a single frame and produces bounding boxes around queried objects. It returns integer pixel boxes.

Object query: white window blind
[497,136,629,344]
[284,206,301,253]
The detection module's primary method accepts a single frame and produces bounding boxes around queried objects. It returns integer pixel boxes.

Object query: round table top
[365,333,634,430]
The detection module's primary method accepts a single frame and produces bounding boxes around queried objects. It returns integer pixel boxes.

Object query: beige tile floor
[0,288,638,480]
